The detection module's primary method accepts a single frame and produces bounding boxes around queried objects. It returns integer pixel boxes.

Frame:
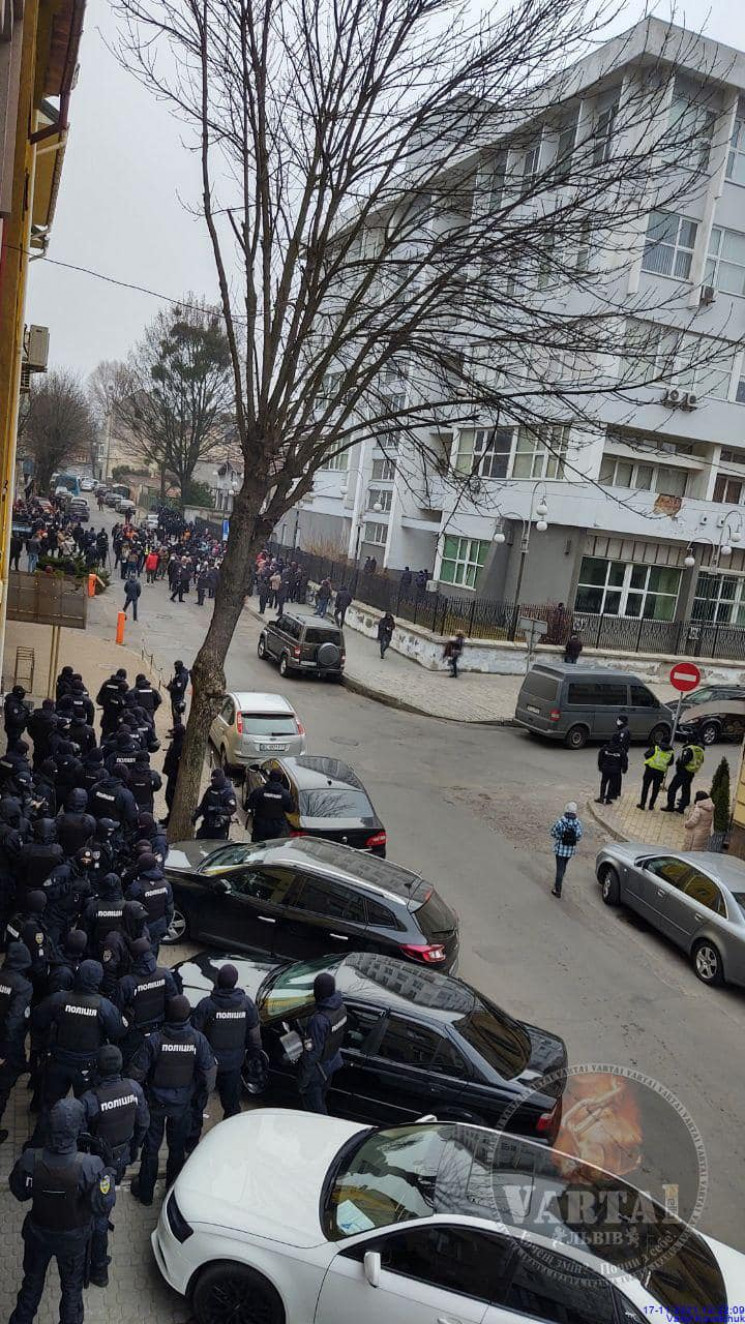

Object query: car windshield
[299,789,373,818]
[454,1000,531,1078]
[241,715,297,734]
[682,688,718,707]
[200,844,264,874]
[260,955,344,1018]
[731,892,745,918]
[323,1125,727,1316]
[304,628,342,645]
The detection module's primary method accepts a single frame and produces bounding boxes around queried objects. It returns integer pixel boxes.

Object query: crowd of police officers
[0,662,347,1324]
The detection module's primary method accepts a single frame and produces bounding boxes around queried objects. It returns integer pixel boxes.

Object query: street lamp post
[494,484,549,639]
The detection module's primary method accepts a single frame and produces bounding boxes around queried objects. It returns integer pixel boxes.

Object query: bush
[710,757,731,834]
[37,555,110,592]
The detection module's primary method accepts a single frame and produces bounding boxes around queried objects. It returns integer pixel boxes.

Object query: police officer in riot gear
[130,995,214,1206]
[116,937,179,1065]
[36,959,123,1108]
[133,672,162,716]
[166,660,189,721]
[79,746,106,797]
[245,767,293,842]
[134,812,168,866]
[88,763,138,831]
[91,816,122,876]
[99,900,149,997]
[46,930,88,995]
[188,963,262,1148]
[15,819,64,901]
[124,854,174,956]
[129,749,162,813]
[192,767,237,840]
[4,684,29,749]
[0,942,33,1144]
[6,891,50,1000]
[31,759,58,820]
[8,1098,116,1324]
[297,972,347,1115]
[80,1045,149,1287]
[96,669,128,734]
[83,873,125,960]
[55,788,95,857]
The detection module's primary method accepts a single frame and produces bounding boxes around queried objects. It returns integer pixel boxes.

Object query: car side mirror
[363,1251,381,1289]
[212,878,231,895]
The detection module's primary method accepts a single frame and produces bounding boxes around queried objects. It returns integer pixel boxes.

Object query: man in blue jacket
[8,1098,116,1324]
[188,963,262,1149]
[297,972,347,1115]
[35,959,123,1108]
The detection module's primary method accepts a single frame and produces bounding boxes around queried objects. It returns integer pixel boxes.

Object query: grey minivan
[515,662,672,750]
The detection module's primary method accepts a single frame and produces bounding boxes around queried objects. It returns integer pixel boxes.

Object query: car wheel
[599,865,620,905]
[692,939,724,986]
[700,721,720,747]
[564,724,588,750]
[161,907,188,945]
[279,654,291,677]
[649,723,671,746]
[257,635,267,659]
[193,1263,285,1324]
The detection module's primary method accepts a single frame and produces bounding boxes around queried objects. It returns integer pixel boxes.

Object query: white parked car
[152,1109,743,1324]
[209,691,305,776]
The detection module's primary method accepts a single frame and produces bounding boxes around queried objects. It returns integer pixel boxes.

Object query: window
[344,1006,383,1051]
[706,225,745,297]
[567,681,628,707]
[365,898,398,928]
[220,698,234,722]
[455,426,513,478]
[693,572,745,627]
[599,456,669,494]
[593,96,619,166]
[440,535,488,589]
[668,82,715,172]
[320,450,349,472]
[298,788,373,818]
[553,111,578,182]
[727,96,745,185]
[520,136,541,189]
[630,683,658,708]
[575,556,681,621]
[642,211,698,279]
[240,715,297,736]
[367,487,392,512]
[501,1247,616,1324]
[200,843,257,874]
[230,866,298,905]
[376,1017,448,1070]
[683,871,725,915]
[713,474,744,504]
[364,521,388,546]
[511,425,568,480]
[371,457,395,481]
[644,857,690,888]
[575,218,593,272]
[356,1226,511,1302]
[290,875,366,923]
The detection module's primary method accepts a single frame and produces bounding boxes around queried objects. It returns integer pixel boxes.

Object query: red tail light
[235,712,243,734]
[549,708,561,722]
[289,830,306,838]
[293,646,301,658]
[400,942,446,964]
[366,831,387,848]
[536,1100,561,1136]
[296,720,305,736]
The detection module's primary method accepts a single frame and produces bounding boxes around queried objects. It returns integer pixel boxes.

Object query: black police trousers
[43,1057,95,1111]
[137,1105,190,1202]
[187,1067,241,1151]
[0,1057,24,1128]
[9,1220,88,1324]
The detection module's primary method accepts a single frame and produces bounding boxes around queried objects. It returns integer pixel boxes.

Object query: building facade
[291,19,745,640]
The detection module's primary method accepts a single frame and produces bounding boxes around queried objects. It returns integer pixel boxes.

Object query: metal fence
[573,612,745,664]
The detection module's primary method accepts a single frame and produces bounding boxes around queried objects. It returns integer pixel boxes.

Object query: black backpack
[561,822,578,847]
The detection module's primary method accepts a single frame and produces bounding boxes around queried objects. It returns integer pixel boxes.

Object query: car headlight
[166,1192,193,1242]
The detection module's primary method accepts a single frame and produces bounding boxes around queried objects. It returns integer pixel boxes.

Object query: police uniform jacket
[0,943,32,1062]
[130,1018,214,1112]
[80,1074,150,1160]
[10,1099,116,1245]
[36,962,123,1063]
[192,987,261,1071]
[124,870,174,940]
[298,992,346,1088]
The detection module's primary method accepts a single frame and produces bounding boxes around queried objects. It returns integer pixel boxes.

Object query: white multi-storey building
[283,18,745,646]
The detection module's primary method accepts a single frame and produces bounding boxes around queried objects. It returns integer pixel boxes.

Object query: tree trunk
[167,477,267,841]
[159,465,167,499]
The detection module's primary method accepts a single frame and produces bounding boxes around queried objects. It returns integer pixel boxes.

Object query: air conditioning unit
[25,325,49,372]
[700,285,716,305]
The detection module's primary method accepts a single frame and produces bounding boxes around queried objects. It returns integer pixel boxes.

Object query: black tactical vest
[93,1079,138,1148]
[131,971,167,1029]
[130,770,153,807]
[32,1155,90,1231]
[321,1002,347,1061]
[55,993,103,1054]
[0,974,16,1039]
[152,1029,198,1089]
[90,786,118,817]
[206,1002,247,1052]
[93,903,125,951]
[141,883,168,924]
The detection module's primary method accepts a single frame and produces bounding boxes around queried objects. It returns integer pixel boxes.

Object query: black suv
[163,836,459,971]
[258,612,345,679]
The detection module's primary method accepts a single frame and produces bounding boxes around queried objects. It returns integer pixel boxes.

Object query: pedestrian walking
[196,566,209,606]
[550,802,583,898]
[443,631,465,678]
[683,790,715,851]
[378,612,395,658]
[166,660,189,721]
[334,586,352,627]
[27,533,41,573]
[144,549,158,583]
[564,632,583,664]
[123,575,142,621]
[314,577,332,618]
[596,734,626,805]
[638,739,674,810]
[661,741,705,814]
[297,972,347,1115]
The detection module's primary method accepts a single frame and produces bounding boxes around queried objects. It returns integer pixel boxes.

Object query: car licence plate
[258,743,289,752]
[526,704,540,715]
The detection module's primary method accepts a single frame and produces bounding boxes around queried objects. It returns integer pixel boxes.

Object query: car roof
[273,755,363,791]
[284,612,340,632]
[257,837,432,908]
[335,951,476,1020]
[228,691,296,715]
[622,847,745,893]
[529,663,643,681]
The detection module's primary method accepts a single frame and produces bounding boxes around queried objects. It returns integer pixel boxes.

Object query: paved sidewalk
[587,792,690,846]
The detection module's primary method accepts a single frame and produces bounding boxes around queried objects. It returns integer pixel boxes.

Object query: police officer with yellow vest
[661,743,705,814]
[638,739,674,811]
[297,973,347,1115]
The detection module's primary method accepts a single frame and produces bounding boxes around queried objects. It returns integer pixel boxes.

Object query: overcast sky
[26,0,745,382]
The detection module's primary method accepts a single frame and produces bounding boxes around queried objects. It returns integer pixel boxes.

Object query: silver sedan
[595,843,745,989]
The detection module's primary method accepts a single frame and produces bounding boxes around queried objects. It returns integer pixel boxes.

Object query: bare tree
[24,371,100,493]
[117,300,233,501]
[115,0,729,837]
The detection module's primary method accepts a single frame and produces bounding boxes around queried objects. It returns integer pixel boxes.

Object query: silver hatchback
[209,691,306,776]
[595,843,745,988]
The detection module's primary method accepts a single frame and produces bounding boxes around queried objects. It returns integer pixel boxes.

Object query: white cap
[565,801,578,814]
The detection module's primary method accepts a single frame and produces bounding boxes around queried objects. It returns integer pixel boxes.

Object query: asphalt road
[96,514,745,1248]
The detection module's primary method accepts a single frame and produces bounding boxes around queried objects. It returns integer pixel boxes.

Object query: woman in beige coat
[684,791,714,851]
